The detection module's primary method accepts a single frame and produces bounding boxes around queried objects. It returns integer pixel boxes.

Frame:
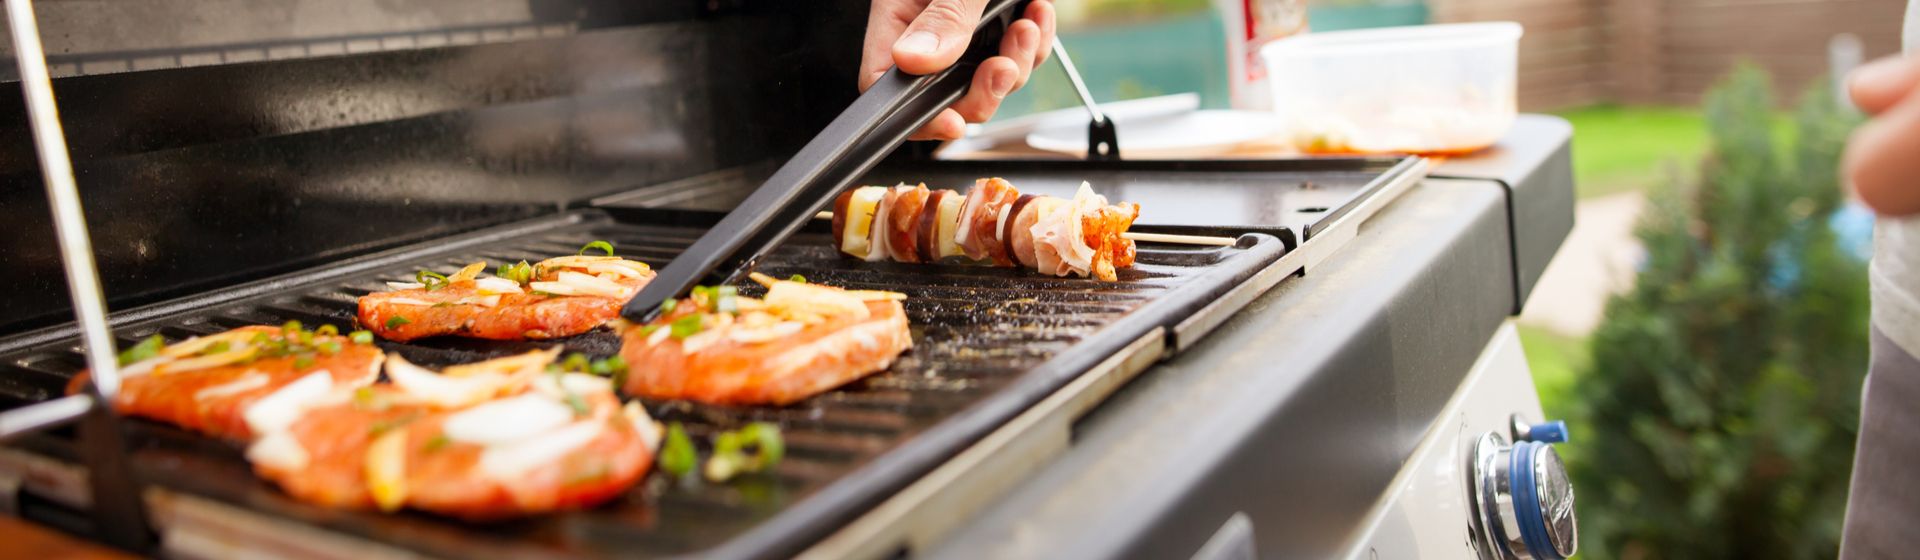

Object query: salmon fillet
[68,325,383,441]
[621,275,913,406]
[358,256,653,342]
[249,350,659,519]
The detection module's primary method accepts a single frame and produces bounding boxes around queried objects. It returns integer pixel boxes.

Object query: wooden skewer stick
[811,211,1237,247]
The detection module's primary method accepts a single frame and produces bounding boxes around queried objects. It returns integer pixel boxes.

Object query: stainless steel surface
[5,0,122,399]
[1533,446,1576,558]
[1470,430,1577,560]
[0,394,91,442]
[1469,432,1508,560]
[1051,41,1106,128]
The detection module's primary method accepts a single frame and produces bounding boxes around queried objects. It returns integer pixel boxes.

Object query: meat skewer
[248,348,662,519]
[357,242,655,342]
[826,178,1190,281]
[619,273,912,406]
[813,211,1234,247]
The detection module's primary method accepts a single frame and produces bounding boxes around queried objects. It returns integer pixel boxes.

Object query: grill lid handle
[621,0,1034,321]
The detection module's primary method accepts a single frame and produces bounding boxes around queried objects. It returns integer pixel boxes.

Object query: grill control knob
[1468,430,1577,560]
[1510,415,1569,444]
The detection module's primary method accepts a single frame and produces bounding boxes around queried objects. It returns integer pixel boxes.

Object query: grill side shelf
[0,208,1287,559]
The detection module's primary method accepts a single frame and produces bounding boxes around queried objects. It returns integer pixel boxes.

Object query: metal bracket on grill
[2,0,156,552]
[1050,41,1120,161]
[620,0,1034,321]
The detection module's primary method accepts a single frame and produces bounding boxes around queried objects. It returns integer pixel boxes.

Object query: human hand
[861,0,1056,141]
[1845,55,1920,216]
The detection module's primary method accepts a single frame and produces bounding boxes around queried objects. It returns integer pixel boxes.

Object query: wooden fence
[1428,0,1909,110]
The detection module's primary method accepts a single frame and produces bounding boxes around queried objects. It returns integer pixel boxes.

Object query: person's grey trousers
[1840,328,1920,559]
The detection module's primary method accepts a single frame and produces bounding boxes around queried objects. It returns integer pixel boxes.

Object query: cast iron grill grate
[0,209,1284,559]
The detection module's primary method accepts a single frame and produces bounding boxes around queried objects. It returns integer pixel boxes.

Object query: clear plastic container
[1259,22,1522,155]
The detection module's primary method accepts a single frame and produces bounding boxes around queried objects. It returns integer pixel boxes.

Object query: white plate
[964,93,1202,145]
[1025,109,1278,158]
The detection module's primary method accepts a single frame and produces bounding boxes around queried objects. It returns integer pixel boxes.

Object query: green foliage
[1567,64,1868,559]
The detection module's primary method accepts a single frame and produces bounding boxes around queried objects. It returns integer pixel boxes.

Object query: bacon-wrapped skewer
[357,241,655,342]
[248,349,662,519]
[830,178,1142,281]
[619,273,912,406]
[67,324,384,441]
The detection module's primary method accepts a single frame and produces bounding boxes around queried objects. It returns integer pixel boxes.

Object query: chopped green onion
[716,286,739,314]
[349,330,374,345]
[660,298,678,314]
[659,423,697,478]
[316,340,342,355]
[282,320,303,337]
[496,260,534,285]
[415,270,449,291]
[562,353,591,373]
[385,316,411,330]
[637,324,661,337]
[669,314,705,340]
[203,341,232,356]
[788,274,806,283]
[579,240,615,256]
[609,359,630,389]
[353,386,391,411]
[703,422,784,482]
[739,422,784,468]
[117,335,165,366]
[421,434,451,453]
[314,324,339,337]
[293,354,316,370]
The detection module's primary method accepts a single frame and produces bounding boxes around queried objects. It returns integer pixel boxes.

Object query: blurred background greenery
[1017,1,1887,558]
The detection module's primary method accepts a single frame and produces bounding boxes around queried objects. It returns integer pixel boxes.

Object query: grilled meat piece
[358,256,653,342]
[67,325,383,441]
[620,274,912,406]
[248,350,660,519]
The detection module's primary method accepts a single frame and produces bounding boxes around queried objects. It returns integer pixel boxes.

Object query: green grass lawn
[1553,105,1709,199]
[1518,324,1586,420]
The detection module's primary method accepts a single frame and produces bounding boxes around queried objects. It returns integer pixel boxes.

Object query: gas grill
[0,2,1576,559]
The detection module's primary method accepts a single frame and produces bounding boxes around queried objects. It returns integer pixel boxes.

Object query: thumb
[893,0,988,75]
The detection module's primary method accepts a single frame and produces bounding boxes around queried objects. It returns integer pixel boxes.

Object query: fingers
[893,0,990,76]
[860,0,919,91]
[896,0,1052,141]
[1848,56,1920,116]
[1028,0,1056,66]
[1845,84,1920,216]
[910,108,968,141]
[948,56,1023,123]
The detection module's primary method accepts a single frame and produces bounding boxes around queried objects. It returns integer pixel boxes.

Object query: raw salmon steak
[247,349,661,519]
[620,274,913,406]
[68,324,384,441]
[358,251,654,342]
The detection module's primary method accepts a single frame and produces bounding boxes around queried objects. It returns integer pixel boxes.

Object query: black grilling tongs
[620,0,1042,321]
